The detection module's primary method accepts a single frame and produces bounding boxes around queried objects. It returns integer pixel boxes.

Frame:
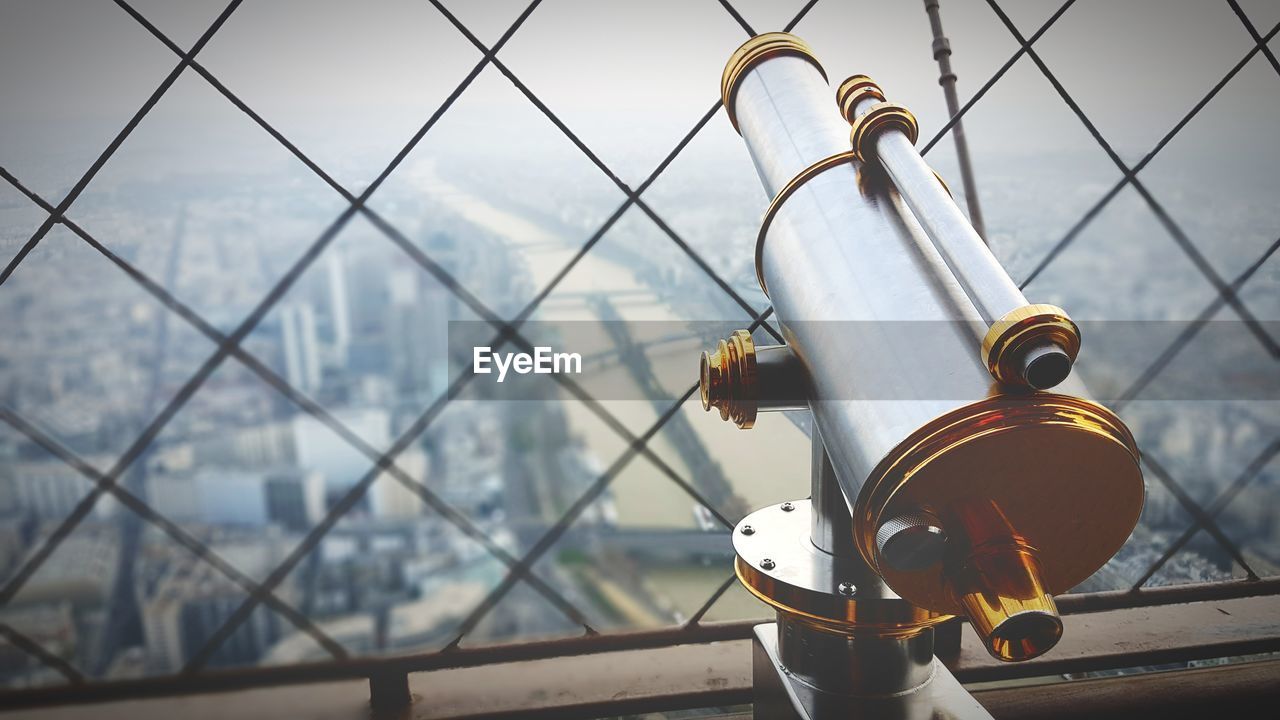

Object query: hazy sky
[2,0,1278,196]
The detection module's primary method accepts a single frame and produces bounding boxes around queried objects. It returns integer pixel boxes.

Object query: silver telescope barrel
[838,76,1078,390]
[710,34,1144,663]
[848,89,1023,323]
[723,35,999,507]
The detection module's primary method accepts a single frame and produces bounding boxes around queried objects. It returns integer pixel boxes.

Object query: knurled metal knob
[876,513,948,572]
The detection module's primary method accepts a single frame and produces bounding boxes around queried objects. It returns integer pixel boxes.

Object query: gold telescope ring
[755,151,860,297]
[848,102,919,162]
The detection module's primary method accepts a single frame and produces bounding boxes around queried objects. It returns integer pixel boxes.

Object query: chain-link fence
[0,0,1275,690]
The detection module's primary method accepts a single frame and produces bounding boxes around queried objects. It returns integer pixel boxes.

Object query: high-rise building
[4,459,91,521]
[148,468,271,527]
[9,523,119,608]
[280,303,322,394]
[263,469,325,532]
[144,472,199,524]
[387,266,449,398]
[324,250,352,359]
[367,447,427,519]
[140,559,280,673]
[190,422,293,469]
[343,249,394,377]
[194,468,269,526]
[291,408,390,490]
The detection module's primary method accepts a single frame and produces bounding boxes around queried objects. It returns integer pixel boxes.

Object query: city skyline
[1,0,1277,691]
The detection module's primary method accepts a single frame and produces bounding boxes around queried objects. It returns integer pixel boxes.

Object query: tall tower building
[324,250,352,358]
[387,266,445,397]
[280,303,322,394]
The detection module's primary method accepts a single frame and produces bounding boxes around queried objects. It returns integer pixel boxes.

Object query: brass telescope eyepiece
[700,329,807,429]
[700,329,757,429]
[981,303,1082,390]
[946,501,1064,662]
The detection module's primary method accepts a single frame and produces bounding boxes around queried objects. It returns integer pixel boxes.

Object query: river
[403,161,811,529]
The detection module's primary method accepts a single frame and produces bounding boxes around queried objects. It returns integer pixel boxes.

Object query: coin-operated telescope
[701,34,1144,719]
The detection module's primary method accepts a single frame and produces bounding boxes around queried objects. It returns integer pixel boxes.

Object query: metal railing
[1,578,1277,713]
[0,0,1276,695]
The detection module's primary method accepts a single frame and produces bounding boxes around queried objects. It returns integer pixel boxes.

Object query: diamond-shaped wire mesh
[0,0,1275,688]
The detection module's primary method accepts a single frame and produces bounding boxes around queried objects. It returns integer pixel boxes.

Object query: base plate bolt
[781,502,795,512]
[761,558,776,570]
[741,524,755,535]
[838,582,856,596]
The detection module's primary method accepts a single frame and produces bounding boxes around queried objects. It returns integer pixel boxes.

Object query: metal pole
[368,671,412,714]
[924,0,987,241]
[809,427,856,557]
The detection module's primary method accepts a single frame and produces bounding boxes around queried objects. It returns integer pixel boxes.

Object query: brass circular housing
[854,393,1144,615]
[733,500,950,633]
[700,329,758,429]
[722,32,826,133]
[836,74,886,122]
[848,102,919,162]
[982,304,1081,388]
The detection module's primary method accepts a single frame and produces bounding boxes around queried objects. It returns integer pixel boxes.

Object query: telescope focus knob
[875,512,948,572]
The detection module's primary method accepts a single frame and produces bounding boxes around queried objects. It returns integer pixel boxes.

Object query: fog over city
[0,0,1277,686]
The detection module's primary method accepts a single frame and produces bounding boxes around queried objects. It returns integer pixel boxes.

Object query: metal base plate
[734,500,948,628]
